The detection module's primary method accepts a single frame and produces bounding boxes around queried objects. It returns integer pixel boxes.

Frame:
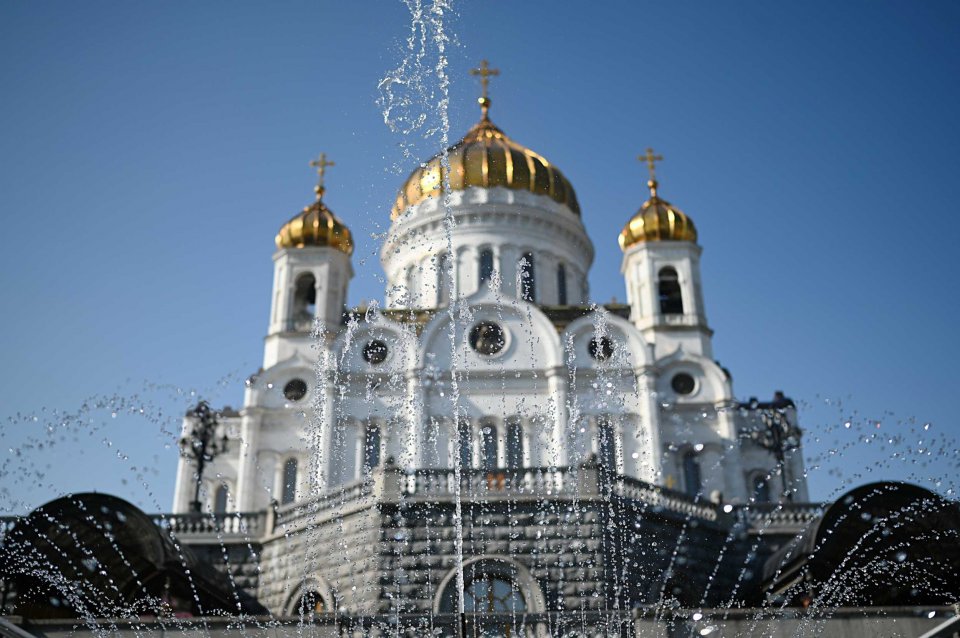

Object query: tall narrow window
[658,267,684,315]
[458,418,473,469]
[597,416,617,470]
[214,484,229,514]
[363,423,381,471]
[480,421,498,469]
[479,248,494,285]
[519,252,535,302]
[292,273,317,329]
[681,451,701,498]
[752,475,771,503]
[437,252,451,306]
[506,418,524,468]
[557,263,568,305]
[282,458,298,505]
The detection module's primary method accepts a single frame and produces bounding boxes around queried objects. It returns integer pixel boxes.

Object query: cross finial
[309,152,335,199]
[470,59,500,120]
[638,147,664,197]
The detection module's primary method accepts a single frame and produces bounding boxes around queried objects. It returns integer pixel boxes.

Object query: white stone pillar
[716,402,747,501]
[235,412,261,511]
[501,245,519,299]
[491,245,503,295]
[546,368,568,467]
[402,371,424,469]
[315,360,337,491]
[633,369,662,483]
[172,416,195,512]
[273,456,286,502]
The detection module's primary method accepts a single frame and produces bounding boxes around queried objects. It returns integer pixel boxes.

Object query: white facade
[173,127,808,515]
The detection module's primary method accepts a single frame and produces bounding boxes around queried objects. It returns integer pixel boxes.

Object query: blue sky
[1,1,958,512]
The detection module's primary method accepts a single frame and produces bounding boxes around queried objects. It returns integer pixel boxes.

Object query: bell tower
[620,149,712,359]
[264,154,354,367]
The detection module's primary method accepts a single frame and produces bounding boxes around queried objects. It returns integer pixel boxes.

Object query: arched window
[681,451,701,498]
[282,458,298,505]
[295,590,325,616]
[480,420,498,469]
[597,416,617,470]
[439,562,528,614]
[752,475,772,503]
[458,418,473,469]
[479,248,494,285]
[213,484,229,514]
[292,273,317,328]
[363,423,381,472]
[436,252,451,306]
[658,267,684,315]
[506,418,524,468]
[463,574,526,613]
[557,263,568,305]
[519,252,535,302]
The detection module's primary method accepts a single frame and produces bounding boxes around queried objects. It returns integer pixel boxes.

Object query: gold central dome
[619,180,698,249]
[391,117,580,219]
[276,186,354,255]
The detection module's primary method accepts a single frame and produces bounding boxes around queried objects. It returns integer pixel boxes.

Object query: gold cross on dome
[638,147,664,181]
[309,152,335,196]
[470,59,500,118]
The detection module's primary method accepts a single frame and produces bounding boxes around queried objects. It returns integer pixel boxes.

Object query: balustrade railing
[613,475,722,521]
[737,502,823,531]
[0,471,825,545]
[397,466,572,500]
[150,511,267,539]
[273,478,373,529]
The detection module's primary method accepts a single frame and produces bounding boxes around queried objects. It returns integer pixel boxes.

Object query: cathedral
[172,66,807,517]
[2,64,958,637]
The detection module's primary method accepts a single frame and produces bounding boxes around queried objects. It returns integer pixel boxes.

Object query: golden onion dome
[619,179,698,250]
[276,185,354,255]
[391,116,580,219]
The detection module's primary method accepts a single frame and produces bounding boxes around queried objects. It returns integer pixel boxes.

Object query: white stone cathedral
[173,72,808,516]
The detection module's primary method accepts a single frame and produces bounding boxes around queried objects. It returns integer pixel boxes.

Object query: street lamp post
[744,392,802,502]
[179,401,229,513]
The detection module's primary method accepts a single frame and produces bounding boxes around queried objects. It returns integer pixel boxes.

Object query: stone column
[546,367,568,467]
[632,368,662,483]
[273,456,286,503]
[315,359,337,491]
[716,401,747,501]
[172,416,195,512]
[235,411,262,511]
[402,370,424,469]
[501,245,519,299]
[491,245,503,295]
[457,245,475,299]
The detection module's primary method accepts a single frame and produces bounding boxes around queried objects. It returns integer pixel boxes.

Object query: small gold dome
[619,180,697,250]
[276,188,354,255]
[391,117,580,219]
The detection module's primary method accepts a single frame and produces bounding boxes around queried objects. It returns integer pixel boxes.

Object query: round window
[671,373,696,396]
[588,336,614,361]
[469,322,506,356]
[362,339,389,365]
[283,378,308,401]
